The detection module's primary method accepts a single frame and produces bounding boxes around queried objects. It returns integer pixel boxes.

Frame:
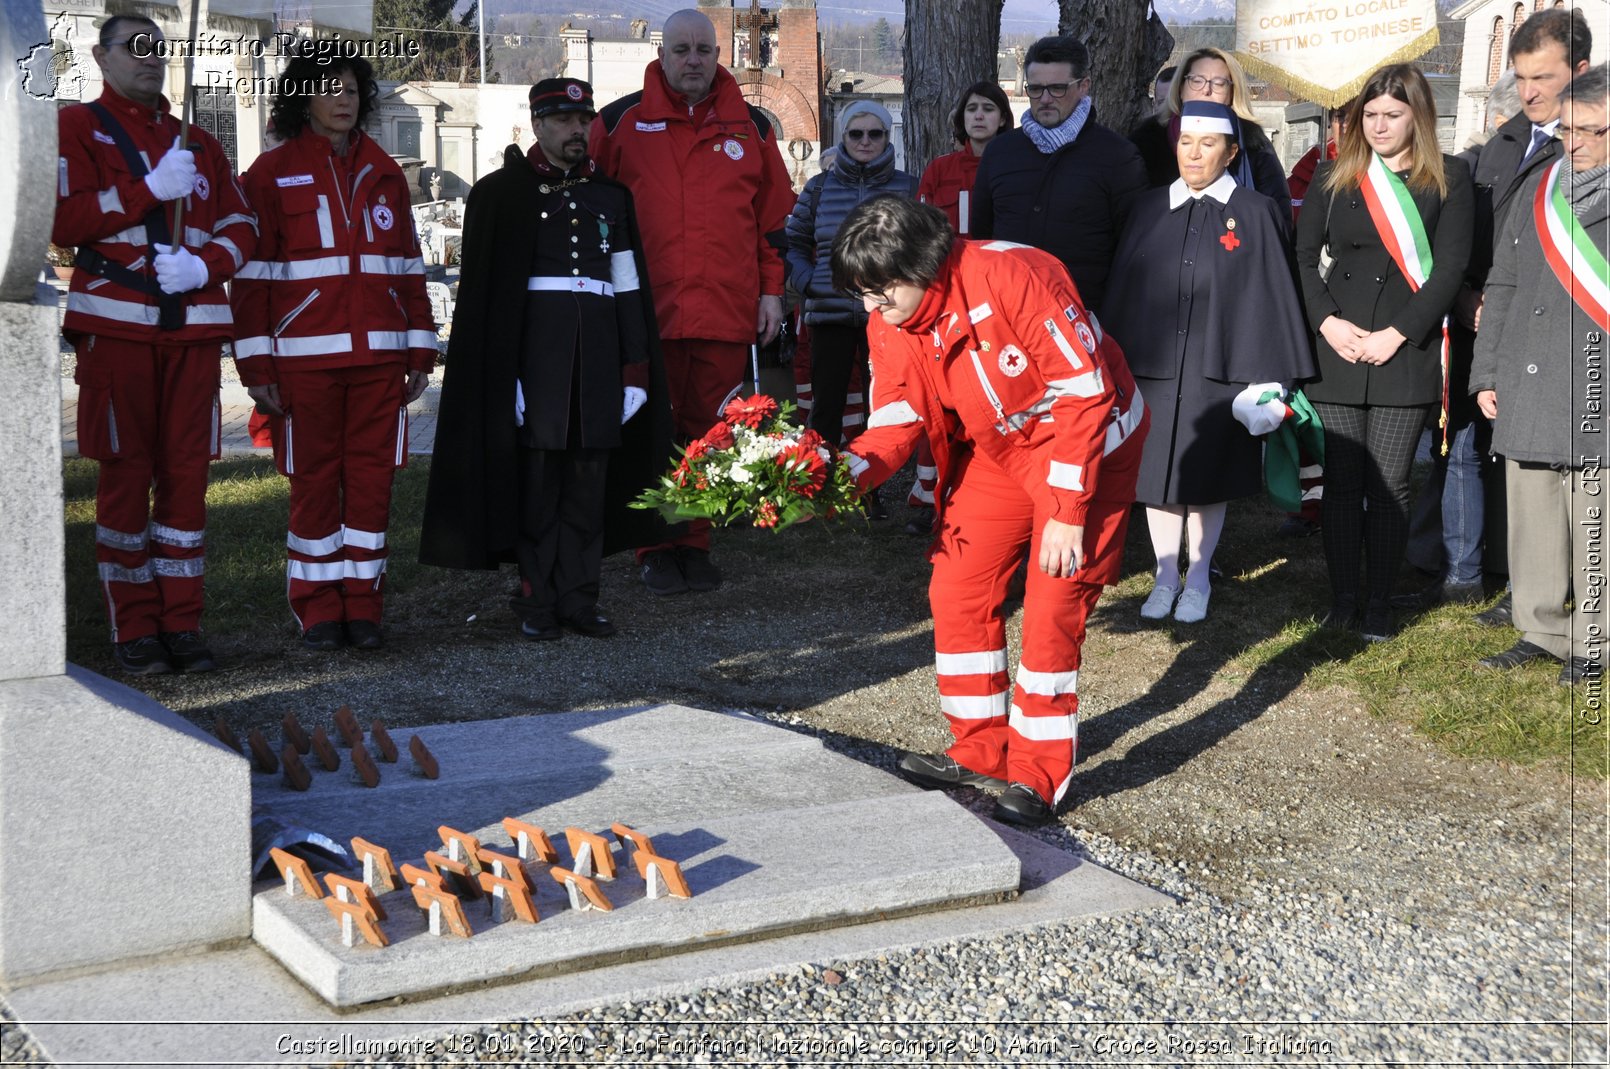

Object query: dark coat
[1105,181,1315,504]
[419,145,678,570]
[1294,156,1474,406]
[785,146,917,327]
[1465,112,1566,289]
[1128,114,1294,227]
[971,120,1148,314]
[1469,165,1610,469]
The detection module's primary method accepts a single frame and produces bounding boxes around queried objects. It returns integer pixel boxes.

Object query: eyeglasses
[1559,123,1610,141]
[847,285,896,306]
[1184,74,1232,92]
[1024,82,1076,99]
[845,128,886,141]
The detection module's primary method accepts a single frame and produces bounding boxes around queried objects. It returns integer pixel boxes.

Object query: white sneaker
[1140,584,1179,620]
[1174,587,1211,623]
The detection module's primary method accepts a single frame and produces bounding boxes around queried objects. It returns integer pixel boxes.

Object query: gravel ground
[6,470,1607,1066]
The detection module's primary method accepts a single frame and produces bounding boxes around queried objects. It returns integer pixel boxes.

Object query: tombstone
[0,0,251,987]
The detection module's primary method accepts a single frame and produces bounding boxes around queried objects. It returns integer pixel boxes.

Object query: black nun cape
[1103,177,1315,505]
[419,144,679,571]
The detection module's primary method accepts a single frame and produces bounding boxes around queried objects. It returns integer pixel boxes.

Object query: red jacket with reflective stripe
[231,128,436,385]
[590,63,795,344]
[847,240,1148,527]
[53,87,256,344]
[917,149,983,235]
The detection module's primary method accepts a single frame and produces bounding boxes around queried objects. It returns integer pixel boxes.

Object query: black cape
[419,144,679,570]
[1104,182,1315,504]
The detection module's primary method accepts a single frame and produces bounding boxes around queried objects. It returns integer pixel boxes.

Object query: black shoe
[564,612,617,638]
[675,546,723,592]
[897,751,1006,791]
[1394,579,1487,609]
[1479,639,1559,670]
[1319,601,1358,630]
[520,620,562,642]
[1277,516,1320,537]
[159,630,215,673]
[1359,607,1395,643]
[904,506,935,537]
[1560,657,1603,686]
[345,620,384,650]
[641,549,689,596]
[302,621,345,651]
[865,490,889,522]
[992,782,1054,826]
[114,635,172,675]
[1475,591,1513,628]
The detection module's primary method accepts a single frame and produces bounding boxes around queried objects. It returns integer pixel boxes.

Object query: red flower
[797,428,828,454]
[703,421,736,450]
[683,438,710,464]
[723,393,779,429]
[777,442,827,498]
[755,499,780,528]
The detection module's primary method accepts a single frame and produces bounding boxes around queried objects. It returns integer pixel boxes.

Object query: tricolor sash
[1534,159,1610,334]
[1360,152,1452,453]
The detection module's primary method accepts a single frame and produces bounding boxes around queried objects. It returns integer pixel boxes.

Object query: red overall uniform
[231,129,436,631]
[54,87,257,642]
[591,62,795,551]
[846,241,1148,803]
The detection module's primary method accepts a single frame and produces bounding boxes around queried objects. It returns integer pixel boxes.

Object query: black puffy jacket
[785,146,917,327]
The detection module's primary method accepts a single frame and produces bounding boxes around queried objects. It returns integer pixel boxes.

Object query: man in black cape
[419,78,677,639]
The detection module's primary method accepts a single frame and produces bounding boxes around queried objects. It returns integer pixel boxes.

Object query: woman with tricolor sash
[1295,64,1473,642]
[1469,63,1610,686]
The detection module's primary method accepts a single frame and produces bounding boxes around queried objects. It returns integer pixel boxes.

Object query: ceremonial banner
[1236,0,1439,106]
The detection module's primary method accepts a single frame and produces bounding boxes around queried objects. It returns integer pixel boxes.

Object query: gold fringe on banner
[1235,25,1440,108]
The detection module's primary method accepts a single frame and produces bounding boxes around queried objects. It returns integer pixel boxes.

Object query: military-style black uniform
[420,141,671,631]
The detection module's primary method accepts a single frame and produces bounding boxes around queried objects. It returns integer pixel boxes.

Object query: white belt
[528,276,613,297]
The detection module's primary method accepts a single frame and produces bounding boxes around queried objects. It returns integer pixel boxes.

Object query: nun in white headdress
[1105,99,1316,623]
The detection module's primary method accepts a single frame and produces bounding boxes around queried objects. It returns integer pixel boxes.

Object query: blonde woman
[1129,47,1291,221]
[1294,64,1473,641]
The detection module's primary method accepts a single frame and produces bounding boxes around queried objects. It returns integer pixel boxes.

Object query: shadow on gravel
[1075,533,1368,805]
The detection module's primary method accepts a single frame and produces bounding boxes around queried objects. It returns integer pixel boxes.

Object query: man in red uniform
[590,8,795,595]
[54,15,257,674]
[831,198,1147,826]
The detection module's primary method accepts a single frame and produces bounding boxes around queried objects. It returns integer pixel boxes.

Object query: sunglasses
[845,128,887,142]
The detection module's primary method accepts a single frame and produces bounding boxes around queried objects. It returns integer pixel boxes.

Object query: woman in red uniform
[232,53,437,650]
[831,197,1147,825]
[904,81,1013,534]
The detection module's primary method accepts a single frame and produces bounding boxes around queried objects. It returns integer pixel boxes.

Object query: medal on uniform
[599,219,610,254]
[1219,217,1240,252]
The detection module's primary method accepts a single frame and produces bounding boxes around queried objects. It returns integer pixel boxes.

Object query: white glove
[622,386,647,424]
[152,244,209,294]
[144,138,197,201]
[1231,382,1290,436]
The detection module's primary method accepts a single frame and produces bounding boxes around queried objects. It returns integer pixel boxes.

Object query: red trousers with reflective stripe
[74,336,219,642]
[929,443,1134,805]
[641,338,750,556]
[272,365,406,629]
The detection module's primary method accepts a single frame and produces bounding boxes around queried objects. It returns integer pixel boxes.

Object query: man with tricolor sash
[1471,63,1610,687]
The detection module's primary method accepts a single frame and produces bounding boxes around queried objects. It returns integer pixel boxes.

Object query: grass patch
[62,456,1607,778]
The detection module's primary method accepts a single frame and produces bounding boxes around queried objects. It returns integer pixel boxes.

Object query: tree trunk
[903,0,1003,179]
[1058,0,1174,137]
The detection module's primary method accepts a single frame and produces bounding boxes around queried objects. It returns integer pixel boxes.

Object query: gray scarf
[1020,96,1092,155]
[1560,160,1610,220]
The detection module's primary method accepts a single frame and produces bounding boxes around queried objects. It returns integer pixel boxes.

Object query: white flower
[729,463,753,484]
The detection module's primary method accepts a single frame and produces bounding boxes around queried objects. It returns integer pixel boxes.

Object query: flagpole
[169,0,201,243]
[478,0,486,85]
